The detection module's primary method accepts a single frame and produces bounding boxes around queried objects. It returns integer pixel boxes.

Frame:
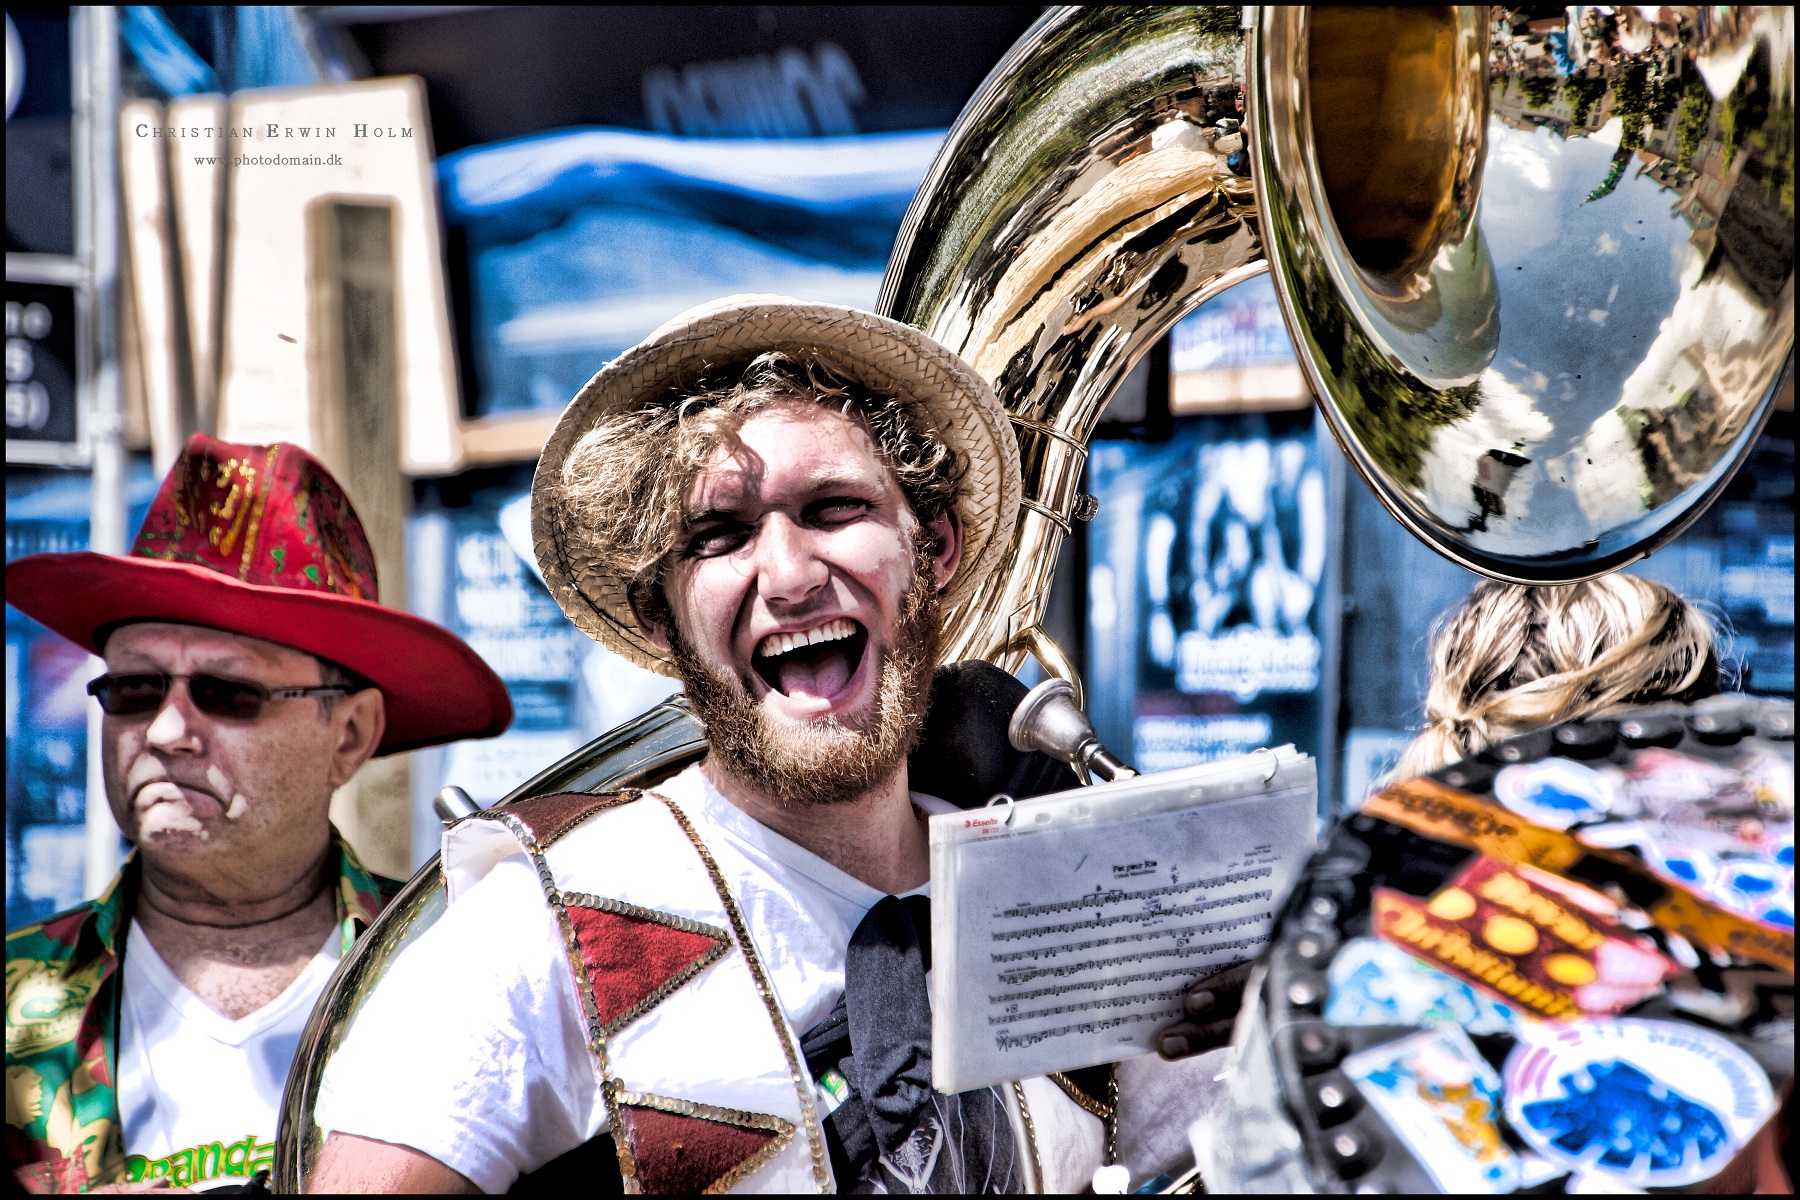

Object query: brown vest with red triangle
[442,789,834,1193]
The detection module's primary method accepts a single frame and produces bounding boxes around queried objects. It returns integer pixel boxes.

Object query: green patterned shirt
[5,834,395,1193]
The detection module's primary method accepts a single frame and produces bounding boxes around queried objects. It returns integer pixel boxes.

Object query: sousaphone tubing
[276,8,1794,1189]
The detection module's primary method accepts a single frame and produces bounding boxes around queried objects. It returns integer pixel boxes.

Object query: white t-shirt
[118,920,341,1190]
[316,763,949,1194]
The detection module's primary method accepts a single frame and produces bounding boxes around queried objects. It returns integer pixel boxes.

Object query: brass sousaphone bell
[277,7,1794,1188]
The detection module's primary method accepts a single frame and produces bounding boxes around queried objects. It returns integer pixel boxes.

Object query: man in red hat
[4,434,511,1192]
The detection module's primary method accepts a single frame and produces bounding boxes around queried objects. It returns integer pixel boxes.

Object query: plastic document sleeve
[928,747,1318,1093]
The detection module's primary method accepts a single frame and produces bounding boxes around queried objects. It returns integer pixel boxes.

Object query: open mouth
[752,617,869,700]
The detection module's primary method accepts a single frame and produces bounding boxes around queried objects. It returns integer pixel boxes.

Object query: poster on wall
[439,129,941,419]
[5,465,156,924]
[1087,409,1332,792]
[338,6,1039,418]
[1168,272,1311,413]
[416,472,678,809]
[1716,438,1794,697]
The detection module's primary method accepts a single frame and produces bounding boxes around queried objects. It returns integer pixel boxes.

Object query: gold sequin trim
[554,787,643,844]
[477,805,638,1189]
[469,787,641,842]
[613,1089,796,1195]
[559,890,731,1038]
[651,792,833,1192]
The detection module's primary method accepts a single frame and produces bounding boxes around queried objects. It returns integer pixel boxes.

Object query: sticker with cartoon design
[1342,1026,1560,1193]
[1503,1018,1774,1188]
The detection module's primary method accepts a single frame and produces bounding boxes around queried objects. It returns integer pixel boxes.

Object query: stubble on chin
[670,557,940,810]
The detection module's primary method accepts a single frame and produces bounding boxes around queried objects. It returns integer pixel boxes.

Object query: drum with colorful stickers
[1196,696,1793,1193]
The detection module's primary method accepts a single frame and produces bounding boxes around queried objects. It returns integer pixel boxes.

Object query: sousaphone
[276,7,1793,1188]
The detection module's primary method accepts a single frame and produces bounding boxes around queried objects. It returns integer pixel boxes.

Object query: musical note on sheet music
[930,749,1317,1092]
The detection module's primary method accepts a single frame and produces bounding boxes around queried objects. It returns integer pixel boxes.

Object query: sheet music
[929,747,1317,1093]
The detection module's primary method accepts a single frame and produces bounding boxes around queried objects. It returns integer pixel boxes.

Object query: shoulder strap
[489,789,644,850]
[454,787,832,1193]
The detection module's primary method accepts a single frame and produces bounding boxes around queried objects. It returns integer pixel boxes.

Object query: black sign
[5,281,79,445]
[5,10,75,256]
[338,6,1044,153]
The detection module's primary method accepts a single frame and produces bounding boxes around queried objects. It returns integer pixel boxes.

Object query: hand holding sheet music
[929,747,1318,1092]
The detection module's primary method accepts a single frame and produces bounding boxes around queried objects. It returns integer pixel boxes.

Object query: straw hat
[532,295,1021,676]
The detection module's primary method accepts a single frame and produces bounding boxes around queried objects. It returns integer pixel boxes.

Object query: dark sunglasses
[86,672,351,721]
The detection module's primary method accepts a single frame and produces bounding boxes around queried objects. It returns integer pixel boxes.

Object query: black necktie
[844,894,936,1156]
[805,894,1018,1193]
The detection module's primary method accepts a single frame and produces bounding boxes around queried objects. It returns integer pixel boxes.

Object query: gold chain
[1012,1080,1045,1192]
[1106,1066,1120,1166]
[1046,1067,1120,1166]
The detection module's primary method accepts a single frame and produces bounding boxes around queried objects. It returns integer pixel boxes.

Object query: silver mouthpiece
[1007,678,1137,783]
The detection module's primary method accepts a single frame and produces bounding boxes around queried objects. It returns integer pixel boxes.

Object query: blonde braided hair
[1392,576,1719,780]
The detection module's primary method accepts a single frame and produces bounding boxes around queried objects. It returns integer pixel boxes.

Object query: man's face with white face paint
[100,622,382,885]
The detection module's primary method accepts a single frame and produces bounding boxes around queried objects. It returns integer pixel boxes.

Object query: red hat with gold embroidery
[5,433,511,754]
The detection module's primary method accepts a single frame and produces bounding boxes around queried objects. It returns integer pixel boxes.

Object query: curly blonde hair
[1392,575,1719,779]
[553,351,965,622]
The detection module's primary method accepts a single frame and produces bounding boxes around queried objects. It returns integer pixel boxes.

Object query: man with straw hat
[309,298,1231,1194]
[311,297,1227,1194]
[4,435,511,1192]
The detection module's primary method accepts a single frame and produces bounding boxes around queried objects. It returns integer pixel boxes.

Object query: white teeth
[756,618,857,659]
